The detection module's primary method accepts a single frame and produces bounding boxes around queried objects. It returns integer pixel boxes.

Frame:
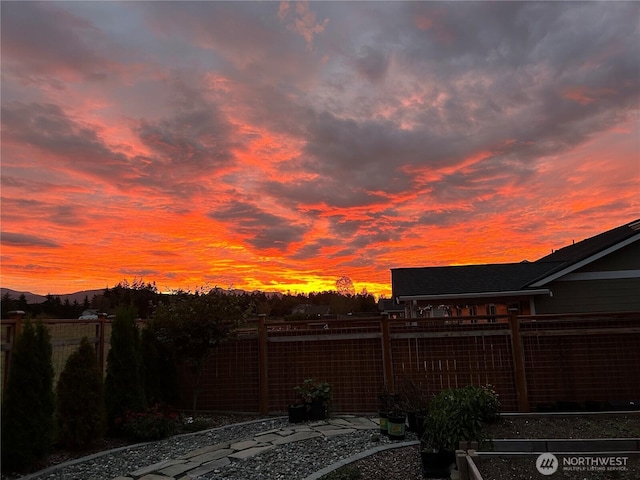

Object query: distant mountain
[1,288,106,304]
[0,286,283,306]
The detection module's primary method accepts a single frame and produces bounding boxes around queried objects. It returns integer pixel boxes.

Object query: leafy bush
[116,403,178,441]
[1,321,55,471]
[180,416,215,433]
[105,305,146,433]
[294,378,333,407]
[421,385,501,452]
[321,465,363,480]
[56,337,106,449]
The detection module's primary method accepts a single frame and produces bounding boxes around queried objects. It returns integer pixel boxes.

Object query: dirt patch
[483,414,640,440]
[347,414,640,480]
[477,414,640,480]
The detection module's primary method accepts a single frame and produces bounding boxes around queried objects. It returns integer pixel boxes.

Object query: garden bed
[331,413,640,480]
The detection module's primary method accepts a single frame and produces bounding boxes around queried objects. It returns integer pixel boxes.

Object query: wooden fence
[2,311,639,414]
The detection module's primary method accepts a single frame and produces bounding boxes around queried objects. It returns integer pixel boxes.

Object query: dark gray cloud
[1,101,133,180]
[207,201,308,251]
[353,45,390,82]
[1,232,60,248]
[0,1,119,81]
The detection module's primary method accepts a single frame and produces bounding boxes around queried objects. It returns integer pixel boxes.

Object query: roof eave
[396,288,551,302]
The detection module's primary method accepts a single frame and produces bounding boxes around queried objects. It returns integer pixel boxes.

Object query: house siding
[534,241,640,314]
[534,278,640,314]
[580,241,640,272]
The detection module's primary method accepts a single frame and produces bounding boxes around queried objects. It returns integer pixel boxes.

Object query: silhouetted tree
[1,292,16,318]
[104,279,160,319]
[56,337,106,449]
[1,321,55,471]
[17,293,28,311]
[152,287,244,412]
[140,325,180,406]
[104,305,145,433]
[336,276,356,296]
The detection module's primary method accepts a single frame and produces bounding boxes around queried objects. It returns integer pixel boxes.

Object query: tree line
[2,278,379,320]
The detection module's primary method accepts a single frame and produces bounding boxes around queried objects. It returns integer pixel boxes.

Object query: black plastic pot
[308,398,327,421]
[288,404,307,423]
[387,412,406,440]
[414,413,426,437]
[420,449,456,478]
[407,411,417,432]
[378,410,389,435]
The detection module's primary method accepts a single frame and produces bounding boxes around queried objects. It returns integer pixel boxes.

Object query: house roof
[392,262,563,300]
[392,218,640,302]
[536,218,640,264]
[529,218,640,287]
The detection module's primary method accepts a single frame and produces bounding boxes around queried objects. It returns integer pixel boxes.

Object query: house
[392,218,640,319]
[377,298,405,319]
[530,218,640,314]
[291,304,331,318]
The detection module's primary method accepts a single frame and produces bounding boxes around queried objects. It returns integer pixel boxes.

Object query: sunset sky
[1,1,639,298]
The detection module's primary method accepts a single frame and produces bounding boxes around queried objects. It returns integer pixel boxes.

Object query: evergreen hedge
[1,320,55,471]
[104,305,145,433]
[56,337,106,449]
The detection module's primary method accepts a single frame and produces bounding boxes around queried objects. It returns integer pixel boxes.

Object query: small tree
[104,305,145,433]
[140,325,180,406]
[336,276,356,296]
[56,337,106,449]
[152,287,244,412]
[1,320,55,471]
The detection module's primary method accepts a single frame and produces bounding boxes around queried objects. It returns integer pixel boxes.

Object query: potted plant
[288,398,307,423]
[398,378,429,435]
[377,387,399,436]
[386,404,406,441]
[293,378,332,421]
[420,385,500,477]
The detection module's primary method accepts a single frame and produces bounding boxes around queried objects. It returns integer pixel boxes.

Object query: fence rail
[2,311,639,414]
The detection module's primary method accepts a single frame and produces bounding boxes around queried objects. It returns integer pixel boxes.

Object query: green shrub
[117,403,178,441]
[105,305,146,434]
[421,385,501,452]
[321,465,363,479]
[294,378,333,407]
[180,416,215,433]
[1,321,55,471]
[56,337,106,450]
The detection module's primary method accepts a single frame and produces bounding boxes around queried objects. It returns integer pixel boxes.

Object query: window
[487,304,497,323]
[469,305,477,323]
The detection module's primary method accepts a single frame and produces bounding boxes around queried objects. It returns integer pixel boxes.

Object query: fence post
[380,317,395,393]
[508,308,530,412]
[258,315,269,415]
[3,311,25,390]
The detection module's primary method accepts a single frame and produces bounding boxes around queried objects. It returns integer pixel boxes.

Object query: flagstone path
[111,416,381,480]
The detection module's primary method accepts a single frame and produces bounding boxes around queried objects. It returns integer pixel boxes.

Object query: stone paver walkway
[111,416,379,480]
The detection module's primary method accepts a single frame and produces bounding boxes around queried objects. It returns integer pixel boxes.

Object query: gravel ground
[14,417,423,480]
[8,414,639,480]
[19,418,288,480]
